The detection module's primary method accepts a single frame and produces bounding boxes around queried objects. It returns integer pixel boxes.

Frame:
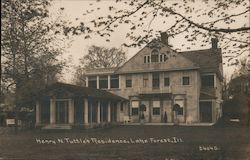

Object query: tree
[228,59,250,96]
[63,0,249,66]
[72,45,126,86]
[222,58,250,125]
[81,45,126,69]
[1,0,68,129]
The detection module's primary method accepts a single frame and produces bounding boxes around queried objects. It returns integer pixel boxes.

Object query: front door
[162,100,171,123]
[56,100,69,124]
[200,101,212,123]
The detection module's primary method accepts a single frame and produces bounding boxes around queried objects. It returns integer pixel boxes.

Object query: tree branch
[100,0,150,31]
[153,2,250,33]
[203,9,250,25]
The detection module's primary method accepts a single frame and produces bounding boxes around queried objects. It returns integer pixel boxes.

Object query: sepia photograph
[1,0,250,159]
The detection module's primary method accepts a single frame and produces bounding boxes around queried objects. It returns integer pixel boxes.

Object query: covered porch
[35,82,127,129]
[129,93,187,124]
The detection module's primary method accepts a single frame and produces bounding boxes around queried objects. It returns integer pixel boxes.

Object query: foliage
[72,66,87,86]
[72,45,126,86]
[81,45,126,69]
[1,0,68,107]
[62,0,249,66]
[228,59,250,96]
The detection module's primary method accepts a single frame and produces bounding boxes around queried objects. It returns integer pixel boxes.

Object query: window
[152,101,160,115]
[132,108,139,115]
[152,73,160,88]
[151,49,159,63]
[160,54,163,62]
[126,75,132,88]
[144,55,150,63]
[131,101,139,115]
[88,76,97,88]
[99,75,108,89]
[153,108,160,115]
[164,73,170,86]
[110,75,119,88]
[144,56,147,63]
[151,54,159,63]
[182,76,190,85]
[164,77,170,86]
[201,75,214,87]
[164,54,168,61]
[143,74,148,87]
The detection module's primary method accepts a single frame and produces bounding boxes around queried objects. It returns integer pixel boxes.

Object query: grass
[0,125,250,160]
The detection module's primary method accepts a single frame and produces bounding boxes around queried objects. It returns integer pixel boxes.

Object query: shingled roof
[180,48,222,78]
[37,82,127,101]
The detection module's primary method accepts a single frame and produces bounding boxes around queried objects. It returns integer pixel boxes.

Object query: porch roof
[37,82,127,101]
[138,93,172,99]
[200,92,217,100]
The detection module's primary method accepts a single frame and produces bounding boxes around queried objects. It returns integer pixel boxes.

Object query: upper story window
[163,54,168,61]
[182,76,190,85]
[99,75,108,89]
[126,75,132,88]
[144,55,150,64]
[164,77,170,86]
[88,76,97,88]
[144,50,171,64]
[159,54,163,62]
[151,49,159,63]
[201,75,214,87]
[152,73,160,89]
[110,75,119,88]
[143,74,148,87]
[160,54,169,62]
[164,72,170,86]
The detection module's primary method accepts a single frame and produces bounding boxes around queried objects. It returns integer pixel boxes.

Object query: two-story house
[85,33,223,125]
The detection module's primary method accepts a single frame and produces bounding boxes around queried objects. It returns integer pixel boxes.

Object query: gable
[115,40,199,74]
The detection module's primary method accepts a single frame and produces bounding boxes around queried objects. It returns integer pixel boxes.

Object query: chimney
[211,38,218,49]
[160,32,169,45]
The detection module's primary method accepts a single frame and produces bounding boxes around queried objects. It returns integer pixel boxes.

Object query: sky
[49,0,249,82]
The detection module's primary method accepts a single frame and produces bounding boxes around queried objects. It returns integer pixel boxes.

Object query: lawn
[0,125,250,160]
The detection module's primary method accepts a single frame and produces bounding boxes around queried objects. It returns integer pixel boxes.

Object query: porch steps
[42,124,72,130]
[122,123,214,126]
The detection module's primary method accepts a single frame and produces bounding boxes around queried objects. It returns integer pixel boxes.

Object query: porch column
[84,98,88,124]
[50,98,56,124]
[68,99,74,124]
[117,102,121,122]
[97,76,100,89]
[149,100,152,123]
[86,76,88,87]
[97,101,101,123]
[107,101,111,122]
[36,101,41,125]
[108,75,111,89]
[118,75,121,89]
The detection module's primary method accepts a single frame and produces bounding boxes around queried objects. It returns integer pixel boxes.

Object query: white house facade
[84,33,223,125]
